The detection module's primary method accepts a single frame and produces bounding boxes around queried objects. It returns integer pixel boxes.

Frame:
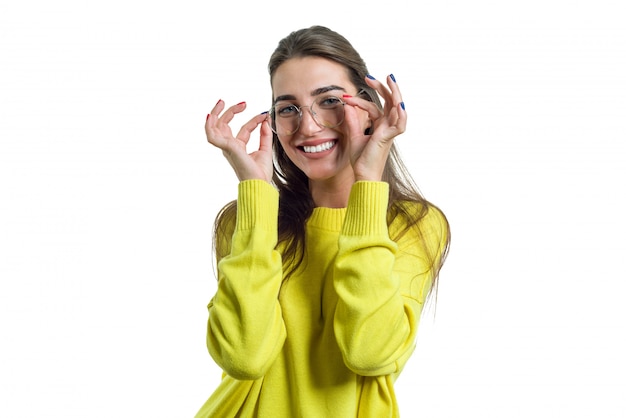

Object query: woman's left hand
[342,74,407,182]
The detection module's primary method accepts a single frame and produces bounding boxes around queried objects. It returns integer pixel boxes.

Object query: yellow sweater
[195,180,447,418]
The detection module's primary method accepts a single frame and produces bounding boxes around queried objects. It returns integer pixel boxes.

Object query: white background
[1,0,624,416]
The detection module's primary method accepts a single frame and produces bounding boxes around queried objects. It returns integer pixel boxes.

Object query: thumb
[342,104,366,139]
[258,117,273,152]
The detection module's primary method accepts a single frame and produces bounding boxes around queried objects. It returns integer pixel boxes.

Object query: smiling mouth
[300,140,337,154]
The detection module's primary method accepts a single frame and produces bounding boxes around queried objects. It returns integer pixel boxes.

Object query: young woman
[196,25,450,417]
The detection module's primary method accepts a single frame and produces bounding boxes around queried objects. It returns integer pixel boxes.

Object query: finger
[258,116,273,153]
[205,100,247,147]
[235,112,265,138]
[205,114,225,147]
[377,102,406,136]
[386,75,407,134]
[235,112,268,144]
[364,75,393,108]
[219,101,247,126]
[365,74,407,130]
[395,101,407,134]
[387,74,404,110]
[205,124,227,148]
[205,99,220,126]
[341,103,373,148]
[342,103,359,135]
[211,98,225,115]
[342,94,383,122]
[205,111,227,147]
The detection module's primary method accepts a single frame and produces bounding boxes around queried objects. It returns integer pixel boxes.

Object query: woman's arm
[206,180,286,380]
[333,181,447,376]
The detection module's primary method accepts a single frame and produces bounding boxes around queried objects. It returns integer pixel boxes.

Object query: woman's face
[271,56,370,183]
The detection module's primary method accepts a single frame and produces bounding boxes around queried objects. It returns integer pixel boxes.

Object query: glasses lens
[270,103,299,136]
[312,96,344,128]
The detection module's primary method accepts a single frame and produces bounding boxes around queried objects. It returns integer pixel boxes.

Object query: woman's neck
[309,172,355,208]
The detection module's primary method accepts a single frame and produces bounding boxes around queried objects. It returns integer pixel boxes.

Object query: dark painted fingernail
[260,111,268,115]
[366,74,376,80]
[206,114,210,121]
[237,101,246,106]
[390,74,396,83]
[400,102,405,110]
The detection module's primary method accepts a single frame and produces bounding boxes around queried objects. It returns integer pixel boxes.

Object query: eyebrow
[274,85,347,104]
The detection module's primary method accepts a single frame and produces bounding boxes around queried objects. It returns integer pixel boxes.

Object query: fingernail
[206,114,210,121]
[390,74,396,83]
[237,101,246,106]
[366,74,376,80]
[400,101,405,110]
[215,99,222,106]
[342,94,352,98]
[260,111,268,115]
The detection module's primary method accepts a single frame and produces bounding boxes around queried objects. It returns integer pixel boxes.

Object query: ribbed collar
[306,207,347,232]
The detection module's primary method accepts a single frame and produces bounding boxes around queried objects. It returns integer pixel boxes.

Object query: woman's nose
[298,107,322,136]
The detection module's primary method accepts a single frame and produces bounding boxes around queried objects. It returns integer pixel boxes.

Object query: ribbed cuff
[235,180,279,231]
[342,181,389,236]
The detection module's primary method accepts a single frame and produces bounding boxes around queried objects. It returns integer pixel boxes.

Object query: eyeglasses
[267,90,369,136]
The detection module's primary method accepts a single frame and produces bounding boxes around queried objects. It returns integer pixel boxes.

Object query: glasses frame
[267,89,370,136]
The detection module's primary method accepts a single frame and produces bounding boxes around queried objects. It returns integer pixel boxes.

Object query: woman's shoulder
[390,199,446,226]
[389,199,449,248]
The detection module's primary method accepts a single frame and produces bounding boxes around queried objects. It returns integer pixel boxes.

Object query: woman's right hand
[205,100,274,183]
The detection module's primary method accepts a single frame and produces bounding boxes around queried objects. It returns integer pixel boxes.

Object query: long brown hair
[213,26,450,301]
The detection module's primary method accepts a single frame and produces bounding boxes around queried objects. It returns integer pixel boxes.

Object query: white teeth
[302,141,335,153]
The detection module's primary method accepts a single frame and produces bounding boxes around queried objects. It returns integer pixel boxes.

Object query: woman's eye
[277,104,298,117]
[318,96,342,108]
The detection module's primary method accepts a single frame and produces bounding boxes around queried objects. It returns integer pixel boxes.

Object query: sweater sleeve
[206,180,286,380]
[333,181,447,377]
